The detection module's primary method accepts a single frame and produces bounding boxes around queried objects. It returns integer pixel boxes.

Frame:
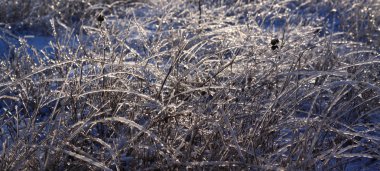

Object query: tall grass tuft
[0,0,379,170]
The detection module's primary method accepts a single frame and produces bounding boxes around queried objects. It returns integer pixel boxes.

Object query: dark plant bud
[314,28,321,34]
[271,38,279,46]
[200,91,207,96]
[271,45,278,50]
[97,14,104,22]
[247,77,253,84]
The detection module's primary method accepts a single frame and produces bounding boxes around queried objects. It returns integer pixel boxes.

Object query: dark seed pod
[271,45,278,50]
[200,91,207,96]
[314,29,321,34]
[97,14,104,22]
[271,38,279,46]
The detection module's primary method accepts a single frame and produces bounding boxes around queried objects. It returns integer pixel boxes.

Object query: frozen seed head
[314,28,321,34]
[271,45,279,50]
[97,14,104,22]
[271,38,280,46]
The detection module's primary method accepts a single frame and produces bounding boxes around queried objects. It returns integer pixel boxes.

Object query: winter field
[0,0,379,170]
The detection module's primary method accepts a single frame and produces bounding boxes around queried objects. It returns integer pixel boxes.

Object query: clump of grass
[0,0,379,170]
